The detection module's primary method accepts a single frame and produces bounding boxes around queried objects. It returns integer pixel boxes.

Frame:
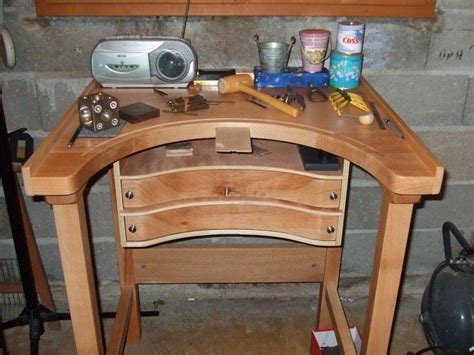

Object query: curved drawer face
[120,170,342,209]
[123,204,340,245]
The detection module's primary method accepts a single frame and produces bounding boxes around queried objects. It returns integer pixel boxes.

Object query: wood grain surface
[22,78,444,198]
[35,0,436,17]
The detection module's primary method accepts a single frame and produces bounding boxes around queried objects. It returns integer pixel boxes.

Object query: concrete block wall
[1,0,473,293]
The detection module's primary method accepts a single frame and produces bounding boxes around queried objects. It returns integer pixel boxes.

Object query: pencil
[67,125,83,149]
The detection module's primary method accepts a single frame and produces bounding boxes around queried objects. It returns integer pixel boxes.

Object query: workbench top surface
[22,78,444,197]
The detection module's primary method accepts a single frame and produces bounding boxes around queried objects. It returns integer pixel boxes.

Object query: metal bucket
[255,35,295,73]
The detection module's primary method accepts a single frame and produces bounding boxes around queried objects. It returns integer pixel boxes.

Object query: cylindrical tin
[329,51,363,90]
[336,21,365,54]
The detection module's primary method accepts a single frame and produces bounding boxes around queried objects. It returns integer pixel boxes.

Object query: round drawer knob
[326,225,336,234]
[125,191,134,199]
[128,224,137,233]
[329,192,338,200]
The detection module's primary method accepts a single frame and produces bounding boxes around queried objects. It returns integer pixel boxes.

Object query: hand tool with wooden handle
[218,74,301,118]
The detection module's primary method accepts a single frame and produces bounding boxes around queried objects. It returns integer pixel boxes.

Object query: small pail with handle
[254,34,296,73]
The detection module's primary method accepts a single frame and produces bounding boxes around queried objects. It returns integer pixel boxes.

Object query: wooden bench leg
[107,287,133,355]
[52,197,104,355]
[317,247,342,329]
[361,192,416,354]
[325,283,357,355]
[109,170,141,344]
[113,219,141,344]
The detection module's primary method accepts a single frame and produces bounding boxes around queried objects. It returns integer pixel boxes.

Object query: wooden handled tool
[218,74,301,118]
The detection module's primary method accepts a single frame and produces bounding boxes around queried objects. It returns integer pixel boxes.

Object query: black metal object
[0,89,159,354]
[0,88,73,354]
[8,128,33,165]
[282,88,305,110]
[418,222,474,355]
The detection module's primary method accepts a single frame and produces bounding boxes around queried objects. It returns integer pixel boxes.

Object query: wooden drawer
[122,201,340,245]
[120,169,342,209]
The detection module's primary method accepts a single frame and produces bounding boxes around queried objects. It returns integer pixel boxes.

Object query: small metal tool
[153,89,173,106]
[67,124,83,149]
[153,89,169,97]
[369,102,386,130]
[206,100,236,105]
[307,84,328,102]
[383,117,404,139]
[283,88,306,110]
[246,97,267,109]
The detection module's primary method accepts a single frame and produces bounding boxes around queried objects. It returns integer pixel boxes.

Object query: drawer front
[123,203,340,245]
[121,170,342,209]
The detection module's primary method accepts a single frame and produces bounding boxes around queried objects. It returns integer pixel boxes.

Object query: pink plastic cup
[299,29,331,73]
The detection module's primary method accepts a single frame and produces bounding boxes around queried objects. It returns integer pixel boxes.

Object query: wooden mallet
[218,74,301,118]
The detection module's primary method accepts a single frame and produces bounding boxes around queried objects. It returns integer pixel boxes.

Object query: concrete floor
[2,288,428,355]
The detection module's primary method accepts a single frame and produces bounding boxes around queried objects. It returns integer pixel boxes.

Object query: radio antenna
[180,0,191,38]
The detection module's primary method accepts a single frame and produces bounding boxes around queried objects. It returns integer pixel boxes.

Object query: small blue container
[329,51,363,90]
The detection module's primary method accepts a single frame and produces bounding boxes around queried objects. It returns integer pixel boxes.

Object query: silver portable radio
[91,36,198,88]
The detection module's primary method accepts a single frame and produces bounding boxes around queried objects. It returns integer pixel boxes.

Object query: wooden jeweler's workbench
[22,78,444,354]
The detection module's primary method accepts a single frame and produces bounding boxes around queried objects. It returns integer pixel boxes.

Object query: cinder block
[146,16,432,71]
[23,195,55,238]
[5,16,132,72]
[365,74,468,126]
[414,183,474,230]
[418,130,474,181]
[11,184,114,240]
[341,231,376,276]
[437,0,474,10]
[351,165,373,180]
[345,183,474,231]
[463,78,474,125]
[341,229,448,276]
[1,78,42,131]
[427,11,474,69]
[0,238,118,282]
[362,21,432,70]
[86,189,116,238]
[36,77,90,131]
[345,185,382,231]
[0,192,54,240]
[23,187,116,240]
[92,239,119,282]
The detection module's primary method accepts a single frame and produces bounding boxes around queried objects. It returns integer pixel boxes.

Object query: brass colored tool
[329,89,370,116]
[155,91,210,113]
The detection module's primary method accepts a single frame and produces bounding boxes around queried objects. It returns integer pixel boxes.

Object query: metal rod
[67,124,82,149]
[246,98,267,109]
[369,102,386,130]
[383,118,404,139]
